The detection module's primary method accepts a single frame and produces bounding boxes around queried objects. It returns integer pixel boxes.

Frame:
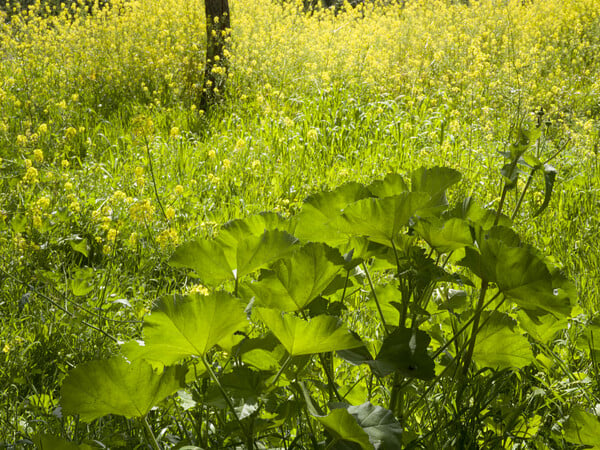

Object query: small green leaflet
[121,292,247,365]
[60,356,186,422]
[256,308,362,356]
[410,166,462,212]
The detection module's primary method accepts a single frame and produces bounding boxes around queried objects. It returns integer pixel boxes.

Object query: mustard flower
[174,184,184,194]
[251,160,261,170]
[33,149,44,162]
[208,149,216,159]
[22,167,39,183]
[222,158,231,170]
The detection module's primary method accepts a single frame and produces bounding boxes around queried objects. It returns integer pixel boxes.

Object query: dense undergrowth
[1,0,600,447]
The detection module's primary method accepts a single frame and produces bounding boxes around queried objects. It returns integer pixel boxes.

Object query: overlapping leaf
[460,226,574,318]
[242,242,346,311]
[61,357,186,422]
[294,182,372,245]
[472,312,534,369]
[170,229,298,285]
[256,308,362,356]
[332,192,431,244]
[122,292,247,365]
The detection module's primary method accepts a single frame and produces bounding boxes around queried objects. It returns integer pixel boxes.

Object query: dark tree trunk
[199,0,231,111]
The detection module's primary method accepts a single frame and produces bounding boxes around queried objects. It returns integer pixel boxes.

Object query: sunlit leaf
[564,407,600,449]
[33,434,97,450]
[256,308,362,356]
[472,312,534,369]
[122,292,247,365]
[316,408,374,450]
[333,193,431,244]
[294,182,372,245]
[60,357,186,422]
[367,173,408,198]
[169,239,234,285]
[410,166,461,212]
[243,242,345,311]
[414,217,473,253]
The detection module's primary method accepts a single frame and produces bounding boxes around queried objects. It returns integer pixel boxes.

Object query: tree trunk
[199,0,231,111]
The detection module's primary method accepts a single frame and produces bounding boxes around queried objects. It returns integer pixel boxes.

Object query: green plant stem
[145,137,168,221]
[142,414,161,450]
[201,354,253,449]
[270,354,292,388]
[362,262,388,333]
[461,279,489,376]
[511,167,536,220]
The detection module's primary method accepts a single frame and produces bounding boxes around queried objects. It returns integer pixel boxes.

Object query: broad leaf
[371,327,435,379]
[33,434,97,450]
[472,312,534,369]
[294,182,372,245]
[333,193,431,244]
[347,402,403,449]
[256,308,362,356]
[170,230,298,285]
[61,357,186,422]
[316,408,374,450]
[460,227,573,318]
[243,243,345,311]
[449,196,511,229]
[414,217,473,253]
[169,239,234,285]
[217,212,292,247]
[564,407,600,449]
[367,173,408,198]
[235,230,299,278]
[122,292,247,365]
[410,166,461,212]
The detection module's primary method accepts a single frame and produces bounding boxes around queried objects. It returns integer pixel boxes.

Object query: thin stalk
[144,137,168,221]
[511,167,536,221]
[142,414,161,450]
[201,355,253,449]
[461,279,489,376]
[362,262,388,333]
[270,354,293,388]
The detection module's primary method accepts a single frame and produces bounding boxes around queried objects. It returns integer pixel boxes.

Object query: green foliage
[49,130,589,447]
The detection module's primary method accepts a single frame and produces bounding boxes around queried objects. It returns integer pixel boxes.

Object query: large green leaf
[33,434,97,450]
[332,193,431,244]
[60,357,186,422]
[449,196,512,229]
[564,407,600,449]
[410,166,461,212]
[294,182,372,245]
[367,173,408,198]
[169,239,234,285]
[243,243,345,311]
[169,230,298,285]
[316,408,374,450]
[371,327,435,379]
[217,212,292,247]
[460,227,574,318]
[347,402,403,449]
[234,230,299,278]
[414,217,473,253]
[256,308,362,356]
[122,292,247,365]
[472,312,534,369]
